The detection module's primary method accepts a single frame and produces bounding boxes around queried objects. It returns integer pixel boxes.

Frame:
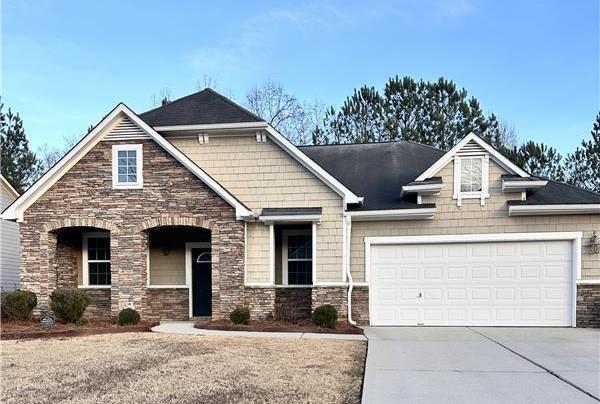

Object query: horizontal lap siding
[350,160,600,282]
[169,136,344,283]
[0,220,20,290]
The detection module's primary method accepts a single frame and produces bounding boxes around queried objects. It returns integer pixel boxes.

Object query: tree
[0,99,41,193]
[506,141,565,181]
[37,133,79,172]
[245,81,310,144]
[151,88,172,107]
[314,76,502,150]
[565,113,600,192]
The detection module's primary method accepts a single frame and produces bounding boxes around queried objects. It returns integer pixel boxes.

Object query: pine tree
[565,113,600,192]
[507,141,565,181]
[0,99,41,193]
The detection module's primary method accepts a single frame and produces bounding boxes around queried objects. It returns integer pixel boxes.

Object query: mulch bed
[0,319,157,340]
[194,319,364,334]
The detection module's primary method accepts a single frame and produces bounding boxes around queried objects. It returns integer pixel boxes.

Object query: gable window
[454,155,489,206]
[82,232,111,287]
[282,229,313,285]
[112,144,143,189]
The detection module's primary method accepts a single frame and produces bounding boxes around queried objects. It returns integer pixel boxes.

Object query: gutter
[344,215,356,326]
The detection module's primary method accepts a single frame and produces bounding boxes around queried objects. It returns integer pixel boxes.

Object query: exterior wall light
[591,231,600,254]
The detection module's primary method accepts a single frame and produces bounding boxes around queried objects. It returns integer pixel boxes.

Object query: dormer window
[454,155,489,206]
[112,144,143,189]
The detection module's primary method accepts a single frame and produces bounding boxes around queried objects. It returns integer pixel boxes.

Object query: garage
[367,234,580,327]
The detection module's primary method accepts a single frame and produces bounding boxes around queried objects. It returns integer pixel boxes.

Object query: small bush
[50,288,90,323]
[312,304,337,329]
[1,290,37,321]
[230,307,250,324]
[117,308,140,326]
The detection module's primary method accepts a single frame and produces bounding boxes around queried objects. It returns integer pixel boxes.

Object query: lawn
[1,332,366,404]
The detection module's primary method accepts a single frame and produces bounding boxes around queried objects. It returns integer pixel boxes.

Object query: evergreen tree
[0,99,41,193]
[565,113,600,192]
[506,141,565,181]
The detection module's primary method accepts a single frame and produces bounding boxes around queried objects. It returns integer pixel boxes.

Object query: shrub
[1,290,37,321]
[230,307,250,325]
[117,308,140,326]
[50,288,90,323]
[312,304,337,329]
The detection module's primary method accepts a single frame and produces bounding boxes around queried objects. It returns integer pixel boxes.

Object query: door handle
[418,292,422,298]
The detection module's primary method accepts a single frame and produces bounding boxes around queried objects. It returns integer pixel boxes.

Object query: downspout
[345,214,356,326]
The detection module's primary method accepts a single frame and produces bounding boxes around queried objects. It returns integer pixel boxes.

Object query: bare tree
[195,75,218,91]
[151,88,172,107]
[245,81,312,144]
[498,119,518,148]
[37,133,80,172]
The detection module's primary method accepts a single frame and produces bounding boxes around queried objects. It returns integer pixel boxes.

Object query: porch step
[190,316,211,322]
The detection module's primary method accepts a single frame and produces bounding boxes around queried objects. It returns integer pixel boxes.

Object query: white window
[282,229,313,285]
[82,232,111,287]
[454,156,489,206]
[112,144,143,189]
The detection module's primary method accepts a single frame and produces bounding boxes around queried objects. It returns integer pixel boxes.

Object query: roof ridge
[545,179,600,198]
[202,88,265,122]
[139,90,209,117]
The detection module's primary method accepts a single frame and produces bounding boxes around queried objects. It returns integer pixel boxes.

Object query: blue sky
[2,0,598,153]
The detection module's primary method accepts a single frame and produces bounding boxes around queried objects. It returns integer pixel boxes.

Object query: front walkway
[362,327,600,404]
[152,321,367,341]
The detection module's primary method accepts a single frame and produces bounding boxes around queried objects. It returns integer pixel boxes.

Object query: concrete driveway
[362,327,600,404]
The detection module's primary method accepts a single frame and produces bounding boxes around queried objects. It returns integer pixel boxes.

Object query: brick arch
[43,217,117,233]
[137,216,219,234]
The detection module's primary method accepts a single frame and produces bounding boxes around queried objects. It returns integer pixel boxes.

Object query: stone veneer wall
[85,289,111,320]
[244,287,275,320]
[311,287,348,320]
[350,287,369,325]
[576,285,600,328]
[20,136,244,321]
[275,288,312,320]
[145,289,189,321]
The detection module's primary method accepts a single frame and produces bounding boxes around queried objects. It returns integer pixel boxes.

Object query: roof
[0,174,19,199]
[300,141,445,210]
[261,207,322,216]
[139,88,264,127]
[512,181,600,205]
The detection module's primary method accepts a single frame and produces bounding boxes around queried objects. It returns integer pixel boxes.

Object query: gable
[1,104,254,222]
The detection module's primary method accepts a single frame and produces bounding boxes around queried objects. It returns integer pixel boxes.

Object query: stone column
[110,229,147,316]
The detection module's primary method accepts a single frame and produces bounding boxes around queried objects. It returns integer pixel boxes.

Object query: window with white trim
[112,144,143,189]
[282,229,313,285]
[83,232,111,286]
[454,155,489,206]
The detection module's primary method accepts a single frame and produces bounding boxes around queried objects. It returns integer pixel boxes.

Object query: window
[460,158,483,192]
[83,233,111,287]
[112,144,143,189]
[454,155,489,206]
[282,230,313,285]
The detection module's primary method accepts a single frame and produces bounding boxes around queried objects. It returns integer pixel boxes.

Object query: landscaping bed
[194,319,364,334]
[0,319,156,340]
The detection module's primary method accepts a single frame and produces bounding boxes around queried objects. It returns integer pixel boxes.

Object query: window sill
[147,285,189,289]
[275,284,313,288]
[112,184,143,190]
[78,285,111,289]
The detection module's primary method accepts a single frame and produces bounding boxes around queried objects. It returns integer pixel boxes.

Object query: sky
[2,0,599,153]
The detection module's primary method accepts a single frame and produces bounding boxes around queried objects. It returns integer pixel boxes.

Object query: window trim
[112,144,143,189]
[282,229,314,286]
[82,232,111,288]
[453,155,490,206]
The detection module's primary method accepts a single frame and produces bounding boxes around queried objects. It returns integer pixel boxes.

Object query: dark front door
[192,247,212,317]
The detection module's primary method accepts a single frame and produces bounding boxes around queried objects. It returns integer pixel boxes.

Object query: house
[1,174,20,291]
[2,89,599,326]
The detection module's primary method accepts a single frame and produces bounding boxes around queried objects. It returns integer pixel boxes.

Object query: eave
[347,207,436,221]
[508,204,600,216]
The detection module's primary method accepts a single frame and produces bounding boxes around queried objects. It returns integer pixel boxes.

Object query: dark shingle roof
[139,88,264,127]
[300,142,445,211]
[261,207,322,216]
[511,181,600,205]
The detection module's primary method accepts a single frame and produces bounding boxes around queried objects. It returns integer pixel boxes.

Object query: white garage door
[369,240,573,326]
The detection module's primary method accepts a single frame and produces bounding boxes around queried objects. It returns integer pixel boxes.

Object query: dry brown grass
[1,332,366,404]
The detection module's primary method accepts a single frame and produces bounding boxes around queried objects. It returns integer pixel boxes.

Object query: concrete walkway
[362,327,600,404]
[152,321,367,341]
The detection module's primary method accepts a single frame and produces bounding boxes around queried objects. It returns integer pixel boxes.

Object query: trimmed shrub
[230,307,250,325]
[1,290,37,321]
[312,304,337,329]
[50,288,90,323]
[117,308,140,326]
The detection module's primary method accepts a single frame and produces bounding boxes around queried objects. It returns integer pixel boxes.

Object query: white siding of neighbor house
[350,159,600,282]
[169,135,344,284]
[1,178,20,291]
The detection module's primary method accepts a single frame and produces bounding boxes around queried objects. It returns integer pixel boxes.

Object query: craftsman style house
[3,89,599,326]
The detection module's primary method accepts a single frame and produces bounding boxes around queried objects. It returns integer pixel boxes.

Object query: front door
[192,247,212,317]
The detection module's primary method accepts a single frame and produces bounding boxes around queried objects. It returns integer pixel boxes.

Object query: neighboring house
[0,174,20,291]
[2,89,599,326]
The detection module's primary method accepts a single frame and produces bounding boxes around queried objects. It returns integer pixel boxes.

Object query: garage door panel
[370,240,572,326]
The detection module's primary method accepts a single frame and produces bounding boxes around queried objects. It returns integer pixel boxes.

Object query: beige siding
[350,160,600,281]
[1,179,19,290]
[149,247,186,285]
[169,135,344,283]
